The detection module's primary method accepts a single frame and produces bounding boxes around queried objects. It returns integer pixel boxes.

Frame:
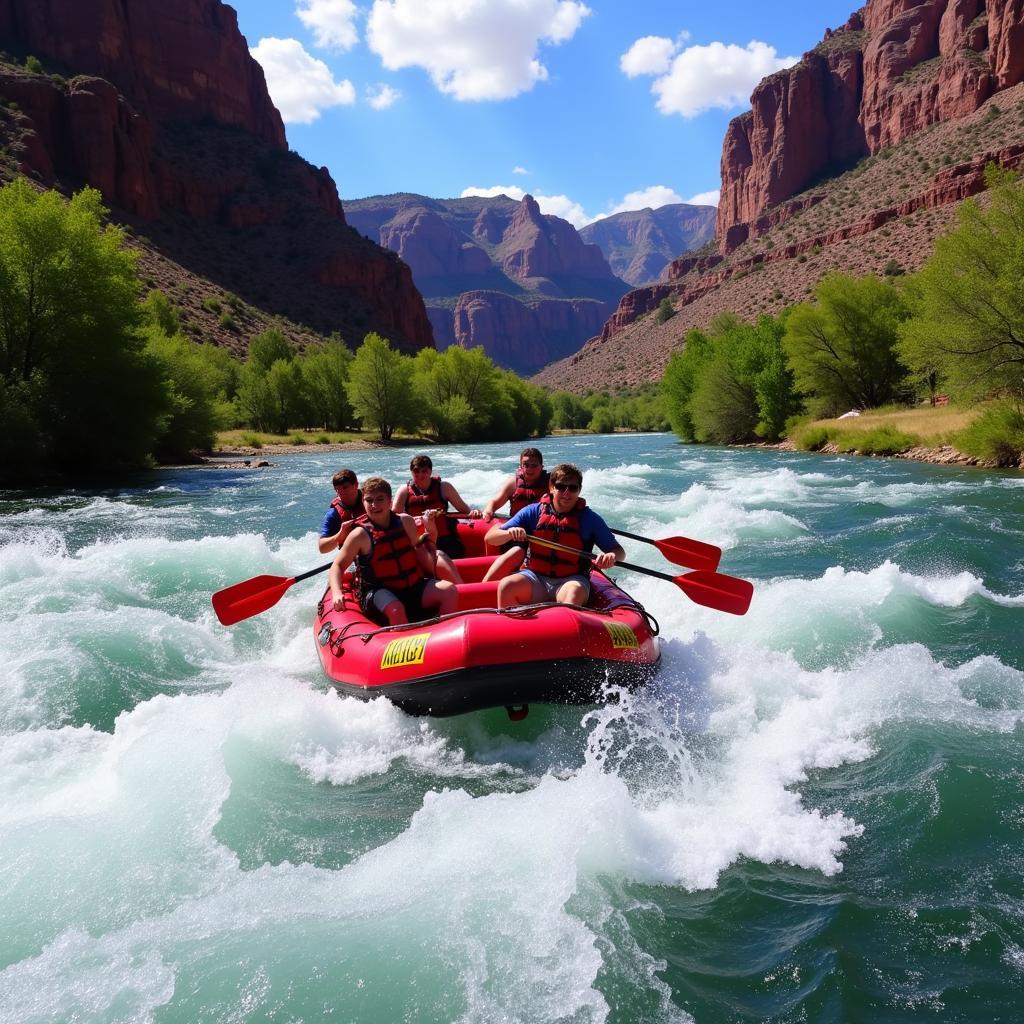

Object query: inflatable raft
[313,518,660,717]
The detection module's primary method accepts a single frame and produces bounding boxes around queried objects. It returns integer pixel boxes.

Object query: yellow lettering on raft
[604,622,639,649]
[380,633,430,670]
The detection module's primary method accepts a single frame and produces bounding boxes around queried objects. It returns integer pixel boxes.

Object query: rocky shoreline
[741,439,1020,470]
[172,435,1020,472]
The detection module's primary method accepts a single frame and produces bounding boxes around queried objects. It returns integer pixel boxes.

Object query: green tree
[141,289,181,336]
[898,165,1024,401]
[144,328,228,459]
[0,179,168,476]
[550,390,591,430]
[234,359,276,431]
[784,272,909,415]
[347,333,417,440]
[247,328,294,371]
[301,337,353,430]
[662,328,712,440]
[266,358,309,433]
[415,344,502,437]
[689,333,760,443]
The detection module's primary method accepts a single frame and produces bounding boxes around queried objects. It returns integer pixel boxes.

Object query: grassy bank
[213,428,433,451]
[789,404,982,456]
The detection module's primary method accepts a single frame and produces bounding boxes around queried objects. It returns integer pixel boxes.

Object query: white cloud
[367,0,591,101]
[460,185,589,228]
[685,189,720,207]
[622,36,797,118]
[619,35,676,77]
[296,0,359,50]
[251,38,356,123]
[607,184,686,215]
[366,83,401,109]
[513,165,530,176]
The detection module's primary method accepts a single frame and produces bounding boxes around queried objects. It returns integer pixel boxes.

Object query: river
[1,433,1022,1023]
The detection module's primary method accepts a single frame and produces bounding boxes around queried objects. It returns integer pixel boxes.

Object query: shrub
[24,55,43,74]
[791,425,832,451]
[201,296,222,314]
[655,297,675,324]
[954,402,1024,465]
[218,310,235,330]
[835,425,919,455]
[883,259,905,277]
[290,433,307,445]
[240,432,264,449]
[315,433,331,444]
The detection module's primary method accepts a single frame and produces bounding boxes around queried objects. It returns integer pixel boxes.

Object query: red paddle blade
[655,536,721,573]
[212,574,295,626]
[675,570,753,616]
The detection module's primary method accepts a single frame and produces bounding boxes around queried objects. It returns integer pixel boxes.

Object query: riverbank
[740,438,1011,469]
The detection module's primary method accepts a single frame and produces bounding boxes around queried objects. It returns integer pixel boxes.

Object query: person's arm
[329,529,368,610]
[484,506,533,546]
[482,477,515,521]
[402,514,437,577]
[318,513,355,555]
[391,485,409,514]
[443,482,481,519]
[586,510,625,570]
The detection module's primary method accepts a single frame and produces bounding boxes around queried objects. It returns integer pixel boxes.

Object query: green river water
[1,433,1022,1023]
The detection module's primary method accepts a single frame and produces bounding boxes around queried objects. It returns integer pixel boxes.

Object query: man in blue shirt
[318,468,365,554]
[483,462,624,609]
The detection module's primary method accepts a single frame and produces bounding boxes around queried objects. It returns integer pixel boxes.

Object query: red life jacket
[509,468,549,515]
[356,513,424,592]
[406,475,452,536]
[330,493,364,524]
[526,494,592,578]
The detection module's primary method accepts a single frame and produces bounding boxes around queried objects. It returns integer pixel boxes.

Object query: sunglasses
[553,482,580,493]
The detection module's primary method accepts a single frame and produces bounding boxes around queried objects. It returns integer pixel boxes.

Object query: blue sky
[228,0,858,226]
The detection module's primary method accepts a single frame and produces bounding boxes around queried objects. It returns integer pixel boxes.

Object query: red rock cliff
[0,0,284,147]
[717,0,1024,252]
[0,0,434,352]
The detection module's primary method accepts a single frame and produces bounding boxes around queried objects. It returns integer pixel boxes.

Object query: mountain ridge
[343,191,629,374]
[0,0,434,355]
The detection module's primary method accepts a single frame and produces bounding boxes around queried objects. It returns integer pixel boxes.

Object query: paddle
[212,562,332,626]
[609,527,721,573]
[462,513,721,573]
[526,536,753,616]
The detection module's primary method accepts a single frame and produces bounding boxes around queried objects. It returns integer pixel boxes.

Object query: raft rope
[324,597,659,656]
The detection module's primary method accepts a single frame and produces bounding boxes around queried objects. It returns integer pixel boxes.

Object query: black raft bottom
[327,657,660,717]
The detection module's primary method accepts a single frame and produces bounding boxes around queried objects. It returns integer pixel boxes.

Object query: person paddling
[392,454,480,582]
[480,448,549,582]
[317,468,365,554]
[329,477,456,625]
[483,462,624,609]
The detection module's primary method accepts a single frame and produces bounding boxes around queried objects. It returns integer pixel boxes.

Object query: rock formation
[0,0,433,353]
[578,205,717,285]
[717,0,1024,254]
[344,193,628,374]
[539,0,1024,393]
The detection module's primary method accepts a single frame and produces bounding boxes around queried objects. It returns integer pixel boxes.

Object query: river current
[1,433,1022,1023]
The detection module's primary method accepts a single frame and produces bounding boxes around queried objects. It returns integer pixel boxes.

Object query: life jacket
[356,513,424,592]
[509,468,550,515]
[406,475,452,536]
[330,493,364,524]
[526,493,592,578]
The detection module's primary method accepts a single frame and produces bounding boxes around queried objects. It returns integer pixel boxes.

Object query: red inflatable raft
[313,519,660,717]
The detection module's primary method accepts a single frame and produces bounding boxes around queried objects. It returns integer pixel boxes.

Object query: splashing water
[1,435,1022,1023]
